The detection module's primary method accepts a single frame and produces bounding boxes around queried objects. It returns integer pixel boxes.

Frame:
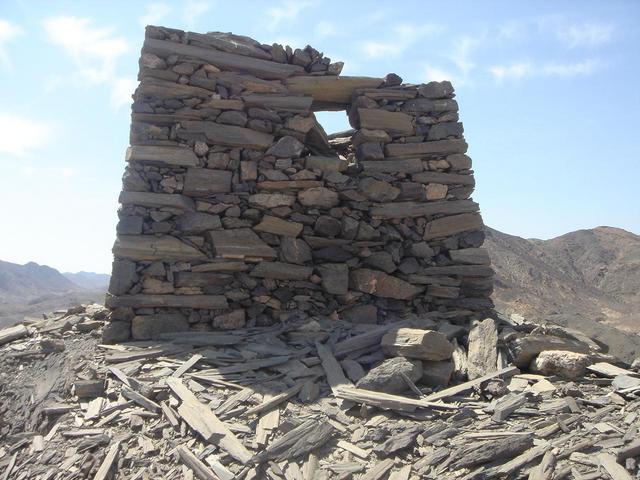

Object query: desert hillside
[0,260,108,327]
[485,226,640,331]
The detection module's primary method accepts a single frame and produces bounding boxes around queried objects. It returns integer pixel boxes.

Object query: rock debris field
[0,305,639,479]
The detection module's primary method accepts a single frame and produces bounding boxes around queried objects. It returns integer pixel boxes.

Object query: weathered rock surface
[381,328,454,361]
[356,357,422,394]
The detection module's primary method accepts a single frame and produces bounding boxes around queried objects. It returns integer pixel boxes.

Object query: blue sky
[0,0,638,273]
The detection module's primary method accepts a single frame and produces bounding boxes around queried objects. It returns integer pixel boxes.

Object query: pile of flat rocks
[1,306,639,479]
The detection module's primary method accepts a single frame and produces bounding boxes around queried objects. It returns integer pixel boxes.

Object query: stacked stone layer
[106,26,494,340]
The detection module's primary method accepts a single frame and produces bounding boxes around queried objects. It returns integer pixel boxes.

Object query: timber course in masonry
[105,26,493,341]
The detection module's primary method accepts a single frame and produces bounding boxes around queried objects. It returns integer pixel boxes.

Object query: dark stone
[411,242,436,258]
[359,177,400,202]
[132,314,189,340]
[314,216,342,237]
[313,246,353,262]
[356,142,384,161]
[317,264,349,295]
[108,259,138,295]
[280,237,312,264]
[398,257,420,274]
[175,212,222,233]
[418,80,454,99]
[384,73,403,86]
[217,110,247,126]
[102,321,131,343]
[266,135,305,158]
[117,216,143,235]
[342,304,377,324]
[460,230,485,248]
[428,122,463,141]
[356,357,422,394]
[364,251,396,273]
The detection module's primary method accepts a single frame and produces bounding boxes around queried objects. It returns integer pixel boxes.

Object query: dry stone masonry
[105,26,493,341]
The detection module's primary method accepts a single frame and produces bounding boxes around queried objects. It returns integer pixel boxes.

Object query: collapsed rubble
[1,305,639,479]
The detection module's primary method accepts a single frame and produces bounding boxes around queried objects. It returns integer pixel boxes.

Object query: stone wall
[104,26,494,341]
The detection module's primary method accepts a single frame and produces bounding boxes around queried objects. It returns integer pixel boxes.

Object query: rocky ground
[0,306,639,479]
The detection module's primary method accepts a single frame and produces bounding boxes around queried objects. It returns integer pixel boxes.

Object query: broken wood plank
[316,342,352,395]
[172,354,203,378]
[0,324,29,346]
[588,362,638,378]
[337,440,370,459]
[93,441,120,480]
[423,366,520,402]
[252,419,334,464]
[598,453,633,480]
[335,386,458,412]
[245,381,308,416]
[165,377,252,464]
[176,445,219,480]
[121,386,161,413]
[361,459,395,480]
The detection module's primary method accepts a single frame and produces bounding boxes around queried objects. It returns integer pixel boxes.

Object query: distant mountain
[0,260,109,327]
[0,260,81,302]
[63,271,111,290]
[485,226,640,361]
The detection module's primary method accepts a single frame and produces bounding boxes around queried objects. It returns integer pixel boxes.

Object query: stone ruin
[104,26,494,341]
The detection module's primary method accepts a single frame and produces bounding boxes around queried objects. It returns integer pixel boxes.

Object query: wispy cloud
[538,17,615,48]
[489,58,602,80]
[42,16,129,84]
[266,0,314,30]
[423,34,483,86]
[183,1,212,27]
[0,113,53,157]
[0,19,23,68]
[111,77,137,109]
[556,22,614,48]
[42,16,132,109]
[140,3,172,27]
[361,23,444,59]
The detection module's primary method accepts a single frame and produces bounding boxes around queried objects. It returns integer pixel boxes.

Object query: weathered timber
[370,200,479,219]
[385,139,468,157]
[209,228,277,260]
[105,294,228,309]
[358,108,414,135]
[285,76,384,109]
[252,419,334,464]
[423,366,520,402]
[126,145,199,167]
[166,378,252,464]
[112,235,207,261]
[0,325,29,346]
[118,192,195,211]
[143,37,304,79]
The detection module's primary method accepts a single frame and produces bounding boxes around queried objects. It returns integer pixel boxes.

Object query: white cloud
[42,16,129,84]
[0,114,53,157]
[556,22,614,48]
[42,16,133,109]
[266,0,314,29]
[0,19,23,68]
[183,1,212,27]
[424,66,456,83]
[489,58,602,80]
[140,3,172,27]
[111,77,137,109]
[315,21,337,38]
[537,17,614,48]
[361,23,444,59]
